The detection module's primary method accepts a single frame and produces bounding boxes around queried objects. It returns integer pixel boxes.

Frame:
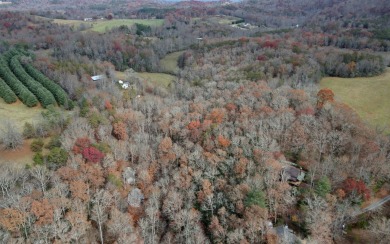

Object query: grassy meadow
[160,51,183,74]
[0,99,44,132]
[207,15,242,25]
[90,19,164,33]
[53,18,164,33]
[138,72,176,88]
[320,68,390,133]
[116,71,175,88]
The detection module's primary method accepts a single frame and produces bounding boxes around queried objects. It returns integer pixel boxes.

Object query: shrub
[315,176,331,198]
[79,98,90,117]
[47,147,68,166]
[88,112,106,128]
[245,189,266,208]
[92,142,111,154]
[30,138,44,152]
[33,152,44,165]
[23,122,36,139]
[108,173,123,188]
[44,135,61,150]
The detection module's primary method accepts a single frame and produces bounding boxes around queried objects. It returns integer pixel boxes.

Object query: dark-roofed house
[280,161,306,186]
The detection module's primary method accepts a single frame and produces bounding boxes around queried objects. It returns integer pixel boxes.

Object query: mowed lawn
[320,68,390,133]
[160,51,183,74]
[115,71,175,88]
[53,19,164,33]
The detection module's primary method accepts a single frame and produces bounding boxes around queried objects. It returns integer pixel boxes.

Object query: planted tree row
[22,61,70,107]
[0,77,17,104]
[0,56,38,107]
[3,49,23,62]
[10,56,56,108]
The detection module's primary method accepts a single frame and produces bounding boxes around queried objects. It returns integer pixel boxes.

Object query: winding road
[350,195,390,219]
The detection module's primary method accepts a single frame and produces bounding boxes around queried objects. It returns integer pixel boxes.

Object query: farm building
[91,75,105,81]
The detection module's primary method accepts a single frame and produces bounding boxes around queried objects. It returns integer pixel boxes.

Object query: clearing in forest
[207,15,242,25]
[320,68,390,134]
[53,19,164,33]
[116,71,175,88]
[0,99,44,132]
[160,51,183,74]
[138,72,175,88]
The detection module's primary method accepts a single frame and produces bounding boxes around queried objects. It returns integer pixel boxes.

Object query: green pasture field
[320,68,390,134]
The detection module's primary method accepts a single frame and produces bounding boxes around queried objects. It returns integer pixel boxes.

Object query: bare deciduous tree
[0,119,23,150]
[91,189,112,244]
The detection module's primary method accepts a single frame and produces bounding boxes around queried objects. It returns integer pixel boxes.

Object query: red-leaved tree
[82,147,105,163]
[73,137,91,154]
[342,178,370,201]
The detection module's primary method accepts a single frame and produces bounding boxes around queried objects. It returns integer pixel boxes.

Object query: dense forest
[0,0,389,243]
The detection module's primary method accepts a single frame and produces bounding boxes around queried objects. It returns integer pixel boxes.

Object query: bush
[108,174,123,188]
[23,122,36,139]
[315,176,331,198]
[47,147,68,166]
[33,152,44,165]
[88,112,106,128]
[45,135,62,150]
[244,189,266,208]
[30,138,44,152]
[79,98,90,117]
[92,142,111,154]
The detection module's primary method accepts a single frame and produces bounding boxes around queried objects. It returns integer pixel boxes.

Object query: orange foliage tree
[217,135,231,148]
[208,108,225,124]
[316,88,334,109]
[112,121,128,140]
[0,208,26,234]
[31,199,54,226]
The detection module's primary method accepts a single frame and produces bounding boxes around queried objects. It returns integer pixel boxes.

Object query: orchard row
[0,49,70,108]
